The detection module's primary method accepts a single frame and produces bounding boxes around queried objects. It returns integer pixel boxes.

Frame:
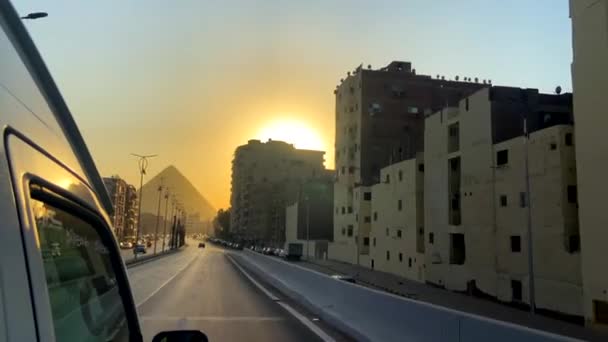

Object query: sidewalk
[300,258,606,342]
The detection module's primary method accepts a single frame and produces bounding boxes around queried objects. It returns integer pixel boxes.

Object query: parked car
[119,241,133,249]
[198,242,205,248]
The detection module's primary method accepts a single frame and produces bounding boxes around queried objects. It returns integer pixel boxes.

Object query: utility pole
[161,188,170,252]
[523,116,536,313]
[153,177,163,254]
[131,153,156,259]
[305,197,311,260]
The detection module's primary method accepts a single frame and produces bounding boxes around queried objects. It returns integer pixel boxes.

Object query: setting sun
[255,119,326,152]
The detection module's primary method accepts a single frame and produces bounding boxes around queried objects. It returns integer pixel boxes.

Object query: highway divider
[231,250,579,342]
[125,246,183,268]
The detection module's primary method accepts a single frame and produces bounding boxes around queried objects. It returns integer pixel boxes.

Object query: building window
[342,207,346,214]
[348,166,355,174]
[418,164,424,172]
[408,258,412,268]
[347,225,354,237]
[386,228,389,236]
[511,236,521,252]
[397,229,402,238]
[500,195,508,207]
[519,192,527,208]
[550,142,557,150]
[385,174,390,183]
[450,233,465,265]
[407,106,419,114]
[594,300,608,324]
[364,237,370,246]
[364,192,372,201]
[364,216,371,223]
[386,251,390,261]
[511,280,522,301]
[568,185,577,204]
[398,170,403,181]
[341,227,346,236]
[465,97,470,111]
[398,199,403,211]
[429,232,434,244]
[565,133,573,146]
[347,206,353,213]
[373,237,376,246]
[567,234,580,253]
[399,253,403,262]
[373,212,378,221]
[496,149,508,166]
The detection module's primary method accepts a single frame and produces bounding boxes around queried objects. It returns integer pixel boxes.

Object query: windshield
[4,0,608,341]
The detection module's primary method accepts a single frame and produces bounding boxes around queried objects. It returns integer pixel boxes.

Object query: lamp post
[523,116,536,313]
[153,177,163,254]
[161,188,170,252]
[131,153,156,259]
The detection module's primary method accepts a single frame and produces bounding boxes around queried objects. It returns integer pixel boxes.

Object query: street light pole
[161,188,170,252]
[131,153,156,259]
[523,116,536,313]
[153,177,163,254]
[305,196,310,260]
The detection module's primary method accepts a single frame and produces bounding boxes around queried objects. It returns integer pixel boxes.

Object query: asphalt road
[130,244,348,341]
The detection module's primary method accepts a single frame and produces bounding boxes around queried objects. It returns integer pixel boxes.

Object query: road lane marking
[227,254,336,342]
[136,252,199,308]
[140,316,284,322]
[227,254,279,301]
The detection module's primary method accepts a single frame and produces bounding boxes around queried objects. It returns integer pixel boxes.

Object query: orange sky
[19,1,572,209]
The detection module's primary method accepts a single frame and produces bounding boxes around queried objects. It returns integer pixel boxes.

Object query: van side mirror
[152,330,208,342]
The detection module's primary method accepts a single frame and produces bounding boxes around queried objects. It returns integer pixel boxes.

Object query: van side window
[31,198,130,341]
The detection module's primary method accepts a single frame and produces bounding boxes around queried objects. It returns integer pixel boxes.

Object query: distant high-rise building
[230,139,327,244]
[570,0,608,327]
[331,61,486,264]
[103,176,139,239]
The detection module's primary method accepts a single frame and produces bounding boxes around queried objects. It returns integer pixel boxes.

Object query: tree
[213,208,231,239]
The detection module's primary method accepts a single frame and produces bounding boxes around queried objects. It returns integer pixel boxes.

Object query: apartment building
[230,139,326,244]
[103,176,128,237]
[369,155,425,282]
[425,86,581,316]
[570,0,608,326]
[331,61,487,264]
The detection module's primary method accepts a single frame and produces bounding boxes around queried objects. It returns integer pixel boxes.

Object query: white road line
[140,316,284,322]
[227,254,336,342]
[136,252,199,308]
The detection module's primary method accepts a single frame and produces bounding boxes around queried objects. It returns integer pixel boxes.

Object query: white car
[0,2,207,341]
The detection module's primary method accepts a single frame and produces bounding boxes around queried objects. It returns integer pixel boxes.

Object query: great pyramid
[139,165,215,220]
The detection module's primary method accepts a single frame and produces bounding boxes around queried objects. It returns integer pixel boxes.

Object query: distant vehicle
[331,275,356,283]
[119,241,133,249]
[198,242,205,248]
[286,243,303,260]
[133,244,147,254]
[277,249,287,258]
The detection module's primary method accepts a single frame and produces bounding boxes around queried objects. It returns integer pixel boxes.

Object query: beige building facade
[369,155,425,282]
[425,86,581,316]
[570,0,608,326]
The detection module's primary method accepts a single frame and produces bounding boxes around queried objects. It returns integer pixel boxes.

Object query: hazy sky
[15,0,572,209]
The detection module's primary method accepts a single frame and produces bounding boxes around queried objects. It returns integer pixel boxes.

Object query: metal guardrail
[124,246,184,268]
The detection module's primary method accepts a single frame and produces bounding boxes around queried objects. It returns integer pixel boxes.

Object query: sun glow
[256,119,326,152]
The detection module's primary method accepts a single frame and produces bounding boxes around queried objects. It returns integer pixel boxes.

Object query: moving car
[120,240,134,249]
[0,2,206,340]
[331,275,357,283]
[133,244,147,254]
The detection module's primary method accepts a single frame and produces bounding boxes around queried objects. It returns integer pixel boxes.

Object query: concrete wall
[570,0,608,326]
[370,156,425,282]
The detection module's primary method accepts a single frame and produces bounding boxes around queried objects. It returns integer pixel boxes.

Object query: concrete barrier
[232,250,580,342]
[125,247,182,268]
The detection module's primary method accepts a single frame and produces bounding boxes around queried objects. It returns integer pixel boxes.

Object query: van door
[6,134,142,342]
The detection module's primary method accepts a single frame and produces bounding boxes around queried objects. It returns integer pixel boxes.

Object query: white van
[0,1,205,341]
